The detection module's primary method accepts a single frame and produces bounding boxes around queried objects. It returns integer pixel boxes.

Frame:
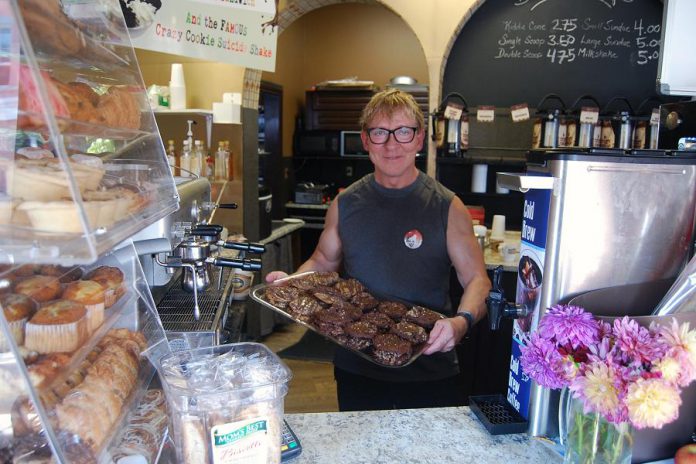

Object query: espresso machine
[129,177,264,346]
[488,149,696,461]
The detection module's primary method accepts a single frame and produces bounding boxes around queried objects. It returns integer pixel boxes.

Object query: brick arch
[242,0,419,109]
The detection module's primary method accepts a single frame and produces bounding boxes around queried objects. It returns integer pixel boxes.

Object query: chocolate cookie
[404,306,443,330]
[335,278,364,299]
[344,321,378,351]
[315,309,352,338]
[351,291,379,312]
[264,285,300,309]
[288,275,316,291]
[287,295,323,322]
[310,271,340,286]
[377,301,408,321]
[360,311,394,332]
[372,333,412,366]
[391,321,428,344]
[330,300,362,321]
[310,285,344,306]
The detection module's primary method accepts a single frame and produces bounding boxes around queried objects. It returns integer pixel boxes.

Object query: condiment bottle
[166,139,178,176]
[214,141,229,180]
[179,139,192,177]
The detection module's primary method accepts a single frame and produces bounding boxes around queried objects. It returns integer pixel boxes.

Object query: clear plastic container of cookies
[250,272,445,368]
[0,0,179,265]
[159,342,292,464]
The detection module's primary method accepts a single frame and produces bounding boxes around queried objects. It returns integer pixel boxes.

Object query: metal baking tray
[250,272,441,368]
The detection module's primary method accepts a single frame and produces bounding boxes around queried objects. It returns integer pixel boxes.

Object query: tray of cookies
[250,272,445,368]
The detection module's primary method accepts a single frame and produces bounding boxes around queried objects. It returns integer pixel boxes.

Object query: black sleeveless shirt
[335,172,459,382]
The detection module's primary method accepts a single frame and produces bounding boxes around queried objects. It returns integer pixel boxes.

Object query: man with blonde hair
[267,88,490,410]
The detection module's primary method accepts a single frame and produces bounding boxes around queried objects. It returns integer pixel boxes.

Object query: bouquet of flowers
[520,305,696,463]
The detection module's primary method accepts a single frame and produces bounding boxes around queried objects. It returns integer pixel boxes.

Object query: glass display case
[0,0,178,265]
[0,1,177,462]
[0,242,170,462]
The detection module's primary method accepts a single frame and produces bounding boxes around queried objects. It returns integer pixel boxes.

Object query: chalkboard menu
[443,0,666,110]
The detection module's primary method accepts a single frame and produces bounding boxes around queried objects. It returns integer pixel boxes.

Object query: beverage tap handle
[492,265,504,293]
[486,266,507,331]
[218,203,238,209]
[485,266,533,331]
[222,241,266,254]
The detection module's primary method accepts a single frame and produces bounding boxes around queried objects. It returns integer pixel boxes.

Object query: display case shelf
[0,0,179,265]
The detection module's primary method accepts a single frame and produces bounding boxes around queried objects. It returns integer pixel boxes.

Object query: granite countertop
[285,407,560,464]
[484,230,521,272]
[261,219,306,245]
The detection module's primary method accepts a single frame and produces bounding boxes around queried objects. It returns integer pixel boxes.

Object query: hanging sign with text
[124,0,278,71]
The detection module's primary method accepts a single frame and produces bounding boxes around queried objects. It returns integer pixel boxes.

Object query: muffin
[62,280,106,334]
[13,264,40,278]
[85,266,124,307]
[14,275,61,303]
[0,293,37,349]
[361,311,394,333]
[372,333,413,366]
[39,265,83,283]
[286,295,323,323]
[344,320,378,351]
[264,285,300,309]
[404,306,443,330]
[391,321,428,345]
[351,291,380,312]
[377,301,408,322]
[24,300,87,353]
[335,278,364,300]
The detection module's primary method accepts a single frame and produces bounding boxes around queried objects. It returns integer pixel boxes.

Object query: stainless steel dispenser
[495,149,696,444]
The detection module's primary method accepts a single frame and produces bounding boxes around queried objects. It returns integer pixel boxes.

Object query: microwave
[294,130,340,156]
[294,130,368,157]
[340,131,368,157]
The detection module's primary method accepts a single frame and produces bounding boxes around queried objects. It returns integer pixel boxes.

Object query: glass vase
[562,395,633,464]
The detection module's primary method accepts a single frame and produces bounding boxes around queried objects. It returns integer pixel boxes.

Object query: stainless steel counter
[285,407,560,463]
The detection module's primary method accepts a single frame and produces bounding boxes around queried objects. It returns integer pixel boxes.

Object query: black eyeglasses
[366,126,418,144]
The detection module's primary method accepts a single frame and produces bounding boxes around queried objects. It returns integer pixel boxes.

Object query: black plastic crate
[469,394,528,435]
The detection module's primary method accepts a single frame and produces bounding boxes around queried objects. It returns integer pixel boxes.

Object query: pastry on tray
[256,273,444,367]
[344,320,378,351]
[391,321,428,345]
[404,306,443,330]
[372,333,413,366]
[377,301,408,322]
